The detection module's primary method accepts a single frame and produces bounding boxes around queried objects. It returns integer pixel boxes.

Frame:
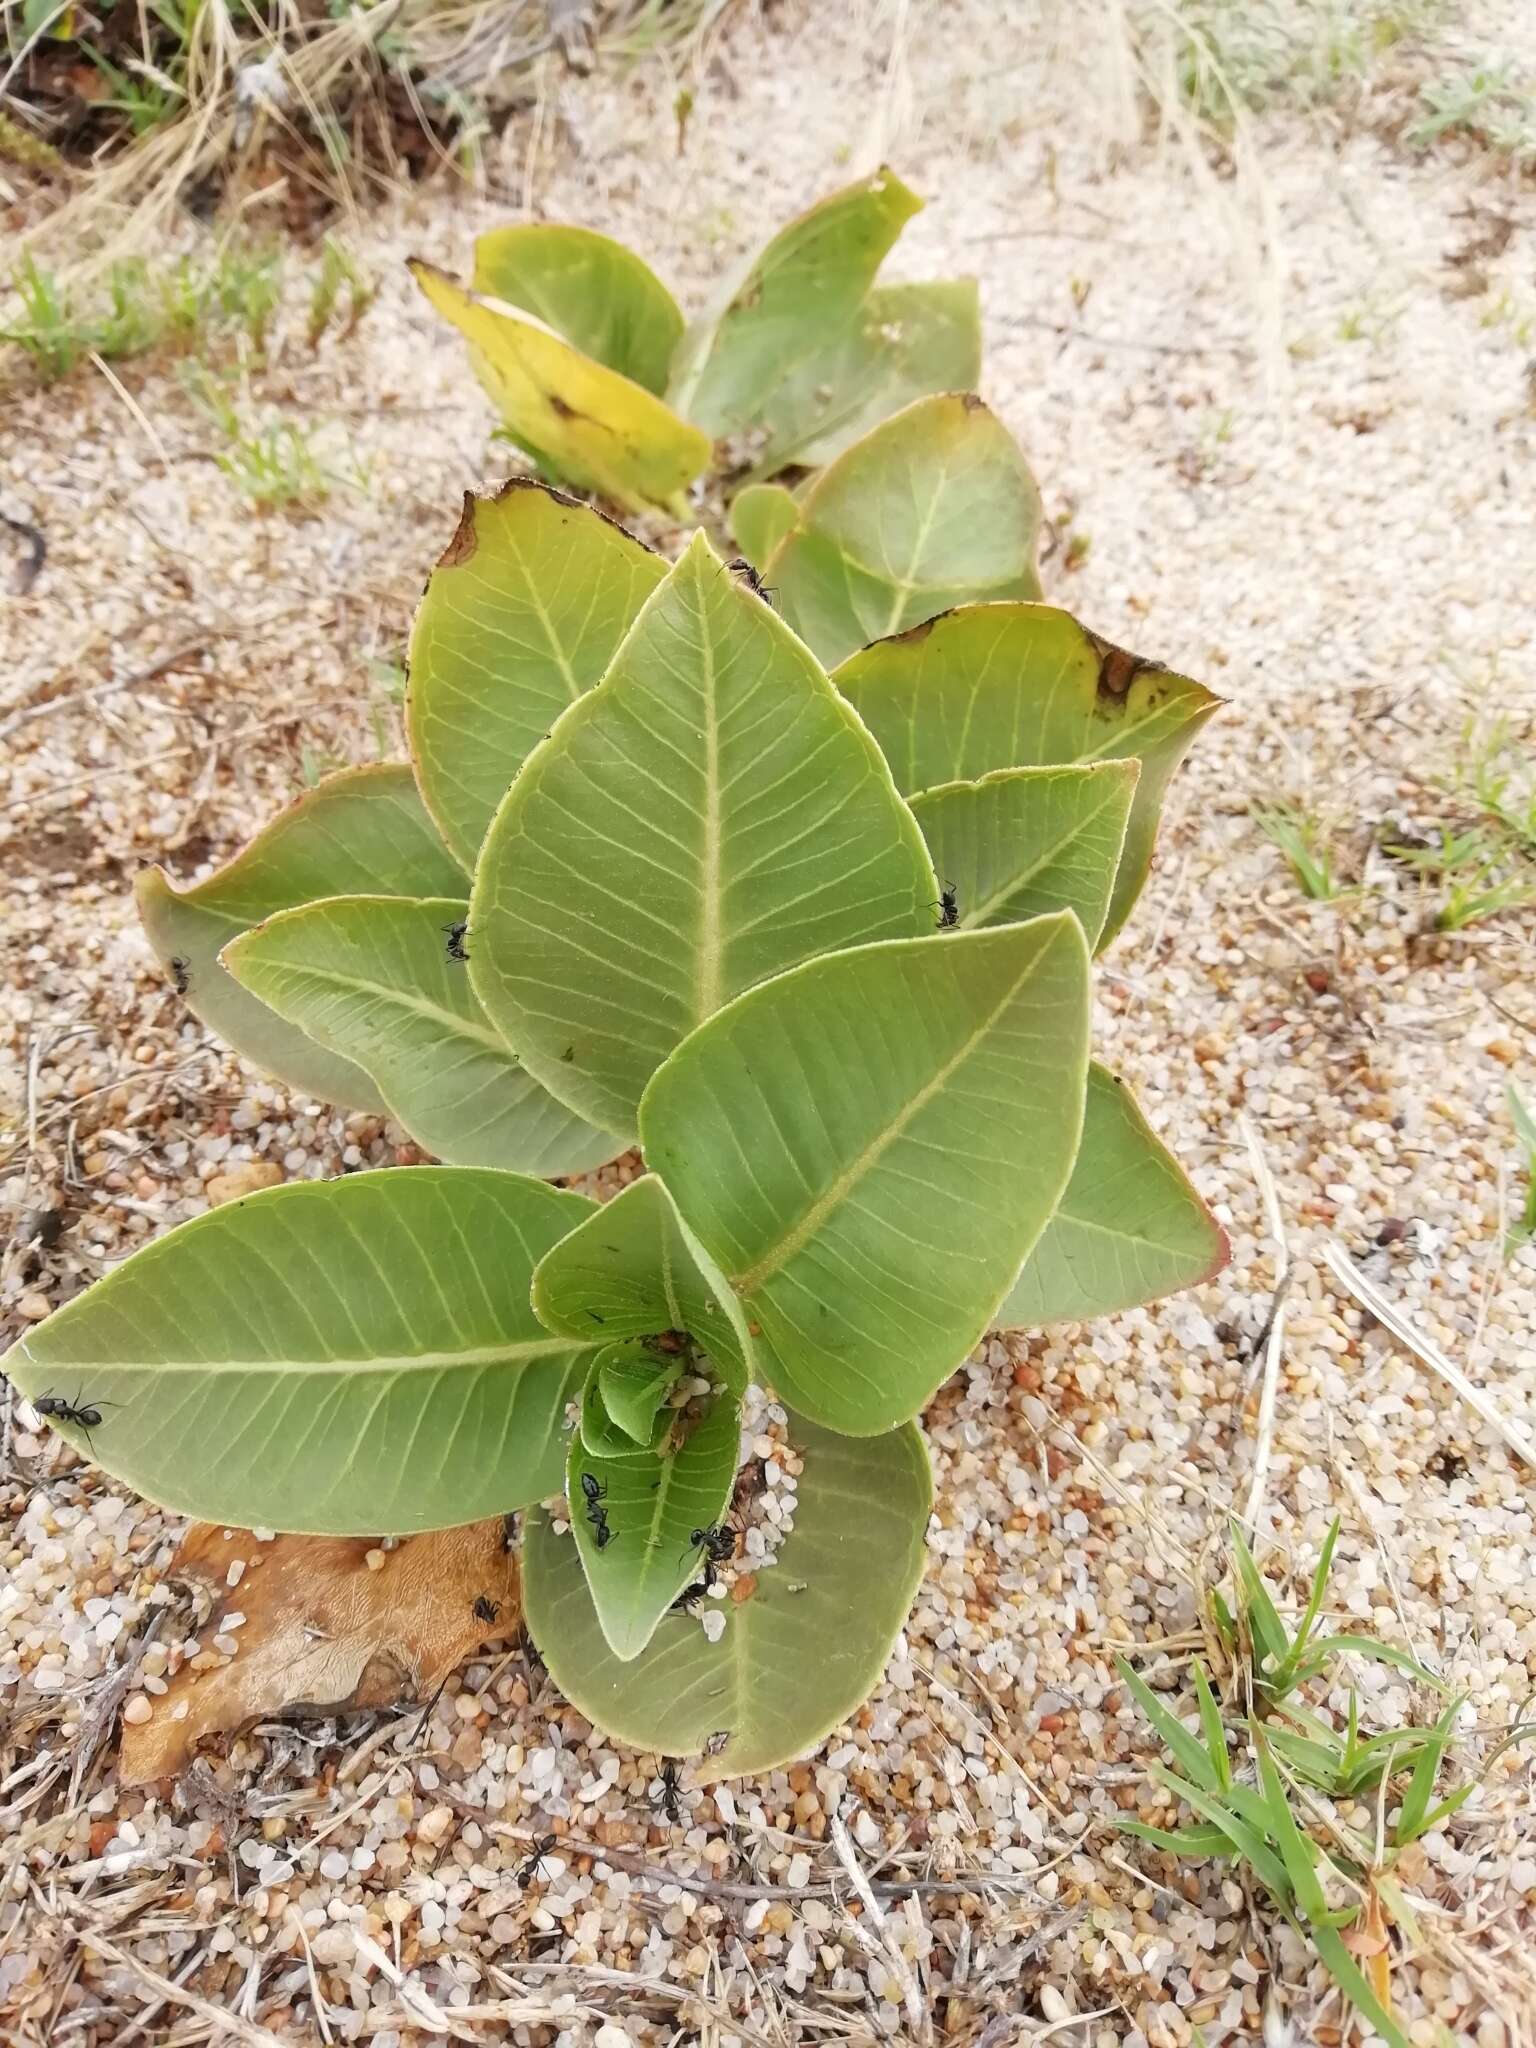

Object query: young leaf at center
[525,1415,932,1772]
[470,532,937,1138]
[532,1173,753,1390]
[567,1374,741,1661]
[640,917,1092,1434]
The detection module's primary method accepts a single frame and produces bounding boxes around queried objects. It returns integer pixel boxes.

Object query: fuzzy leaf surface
[999,1064,1227,1326]
[136,765,465,1109]
[640,918,1091,1434]
[472,224,683,395]
[765,395,1043,667]
[408,482,666,869]
[524,1416,931,1770]
[225,896,617,1176]
[835,602,1222,944]
[3,1170,595,1534]
[667,168,922,437]
[752,279,981,475]
[911,762,1138,950]
[409,261,710,514]
[470,532,936,1138]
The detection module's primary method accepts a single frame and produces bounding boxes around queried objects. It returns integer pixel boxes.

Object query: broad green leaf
[524,1415,931,1769]
[470,532,936,1138]
[567,1378,740,1660]
[409,260,710,516]
[532,1174,752,1389]
[599,1346,683,1443]
[579,1346,674,1461]
[472,224,683,395]
[667,168,923,437]
[224,895,618,1177]
[135,765,466,1110]
[998,1064,1227,1327]
[835,601,1222,944]
[2,1169,595,1534]
[730,482,799,572]
[764,394,1043,668]
[407,480,666,870]
[752,280,982,475]
[910,762,1139,951]
[640,916,1092,1435]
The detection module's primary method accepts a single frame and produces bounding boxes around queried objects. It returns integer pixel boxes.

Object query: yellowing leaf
[409,260,710,515]
[472,224,684,396]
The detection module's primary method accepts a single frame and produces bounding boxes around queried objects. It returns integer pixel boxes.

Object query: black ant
[580,1473,607,1506]
[725,557,776,609]
[33,1388,116,1455]
[690,1524,734,1565]
[682,1522,734,1592]
[591,1510,613,1550]
[653,1759,683,1825]
[472,1594,501,1624]
[515,1834,557,1888]
[670,1579,708,1614]
[444,920,469,962]
[169,956,191,994]
[936,884,959,930]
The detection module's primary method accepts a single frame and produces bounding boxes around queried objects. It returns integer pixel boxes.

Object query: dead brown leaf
[119,1519,518,1785]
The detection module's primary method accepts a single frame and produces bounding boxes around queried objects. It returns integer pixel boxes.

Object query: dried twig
[1323,1241,1536,1470]
[0,642,208,742]
[70,1930,292,2048]
[829,1808,927,2040]
[1239,1115,1292,1530]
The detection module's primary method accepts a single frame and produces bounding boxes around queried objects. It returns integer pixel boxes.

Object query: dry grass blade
[828,1809,928,2040]
[7,0,733,290]
[1323,1240,1536,1471]
[70,1930,292,2048]
[1240,1113,1292,1531]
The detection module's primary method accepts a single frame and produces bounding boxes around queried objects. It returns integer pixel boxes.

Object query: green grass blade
[1192,1660,1231,1791]
[1117,1657,1224,1793]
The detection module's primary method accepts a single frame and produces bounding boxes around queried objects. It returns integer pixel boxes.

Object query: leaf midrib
[956,780,1125,928]
[241,954,512,1057]
[21,1337,581,1377]
[732,929,1067,1297]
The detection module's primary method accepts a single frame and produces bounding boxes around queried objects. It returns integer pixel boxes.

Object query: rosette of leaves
[409,168,981,513]
[4,401,1226,1774]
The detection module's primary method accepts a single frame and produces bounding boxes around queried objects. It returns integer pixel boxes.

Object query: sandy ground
[3,2,1536,2043]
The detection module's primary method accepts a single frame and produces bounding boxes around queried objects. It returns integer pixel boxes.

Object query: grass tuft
[1119,1519,1527,2048]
